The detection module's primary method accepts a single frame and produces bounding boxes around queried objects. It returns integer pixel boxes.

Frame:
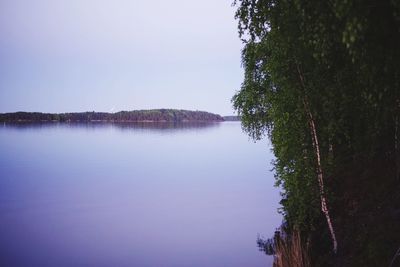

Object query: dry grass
[273,230,311,267]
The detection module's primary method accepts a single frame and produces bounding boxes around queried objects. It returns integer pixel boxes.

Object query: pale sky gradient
[0,0,243,115]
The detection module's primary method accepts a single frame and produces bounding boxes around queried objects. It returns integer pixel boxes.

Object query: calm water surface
[0,122,281,267]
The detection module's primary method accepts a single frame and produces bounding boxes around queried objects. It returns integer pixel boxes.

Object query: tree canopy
[233,0,400,265]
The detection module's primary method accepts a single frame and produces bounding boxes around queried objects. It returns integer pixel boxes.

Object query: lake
[0,122,281,267]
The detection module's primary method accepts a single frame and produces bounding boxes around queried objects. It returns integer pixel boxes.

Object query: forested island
[0,109,224,123]
[233,0,400,266]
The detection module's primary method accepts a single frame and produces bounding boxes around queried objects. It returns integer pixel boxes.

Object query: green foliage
[233,0,400,265]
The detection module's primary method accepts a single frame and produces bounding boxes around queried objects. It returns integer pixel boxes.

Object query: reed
[273,230,310,267]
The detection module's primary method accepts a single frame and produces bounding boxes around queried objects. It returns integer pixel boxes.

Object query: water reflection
[2,121,222,132]
[0,122,280,267]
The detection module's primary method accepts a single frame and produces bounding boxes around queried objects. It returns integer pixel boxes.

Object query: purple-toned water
[0,122,281,267]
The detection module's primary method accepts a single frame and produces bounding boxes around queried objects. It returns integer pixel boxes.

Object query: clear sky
[0,0,243,116]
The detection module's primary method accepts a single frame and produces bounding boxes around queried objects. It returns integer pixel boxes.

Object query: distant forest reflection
[2,121,223,132]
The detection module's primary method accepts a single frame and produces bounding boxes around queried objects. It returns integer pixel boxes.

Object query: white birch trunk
[306,103,338,254]
[296,63,338,254]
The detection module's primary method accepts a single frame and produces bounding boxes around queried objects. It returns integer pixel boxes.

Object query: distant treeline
[0,109,225,122]
[223,116,241,121]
